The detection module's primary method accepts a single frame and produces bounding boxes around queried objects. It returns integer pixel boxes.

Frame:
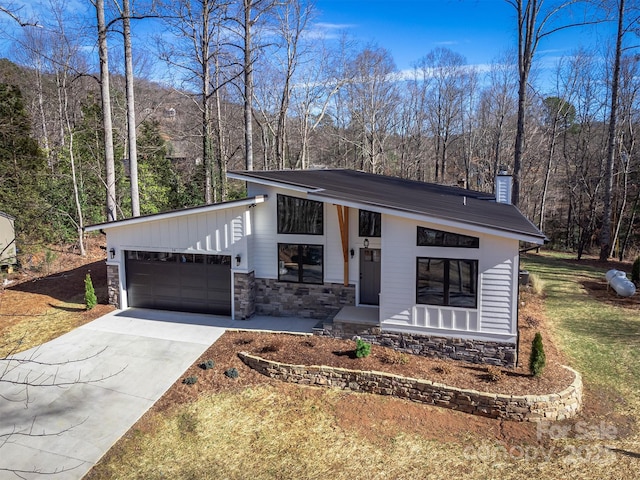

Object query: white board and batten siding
[107,207,248,261]
[246,184,349,282]
[379,215,519,343]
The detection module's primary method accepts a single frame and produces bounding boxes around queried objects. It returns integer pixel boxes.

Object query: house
[0,211,16,270]
[85,169,546,367]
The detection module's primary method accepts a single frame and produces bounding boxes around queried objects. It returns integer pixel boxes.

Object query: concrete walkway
[0,309,317,479]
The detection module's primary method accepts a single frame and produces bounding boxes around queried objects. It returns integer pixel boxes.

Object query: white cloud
[306,21,356,40]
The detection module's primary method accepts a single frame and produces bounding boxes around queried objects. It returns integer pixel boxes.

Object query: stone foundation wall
[320,325,517,368]
[234,271,256,320]
[254,279,355,320]
[106,263,120,308]
[239,352,582,422]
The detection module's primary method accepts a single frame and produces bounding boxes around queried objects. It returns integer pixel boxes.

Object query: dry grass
[86,382,639,480]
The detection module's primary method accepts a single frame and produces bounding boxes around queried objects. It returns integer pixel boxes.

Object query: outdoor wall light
[350,248,355,258]
[109,248,116,259]
[363,238,369,248]
[235,254,241,266]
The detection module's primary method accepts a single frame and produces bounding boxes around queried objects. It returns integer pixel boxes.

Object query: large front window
[277,194,323,235]
[416,258,478,308]
[278,244,323,284]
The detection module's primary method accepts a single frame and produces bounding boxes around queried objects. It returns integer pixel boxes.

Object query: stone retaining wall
[254,279,355,319]
[239,352,582,422]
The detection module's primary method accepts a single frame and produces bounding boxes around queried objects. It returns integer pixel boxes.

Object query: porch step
[333,306,379,325]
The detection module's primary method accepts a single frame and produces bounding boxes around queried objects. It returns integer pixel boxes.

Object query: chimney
[495,170,513,204]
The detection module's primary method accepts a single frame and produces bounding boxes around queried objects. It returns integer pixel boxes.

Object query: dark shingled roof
[230,169,546,242]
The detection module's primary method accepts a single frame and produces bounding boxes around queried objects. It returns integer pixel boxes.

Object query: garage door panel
[125,251,232,315]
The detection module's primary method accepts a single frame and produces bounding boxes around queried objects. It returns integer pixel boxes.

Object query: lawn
[82,252,640,480]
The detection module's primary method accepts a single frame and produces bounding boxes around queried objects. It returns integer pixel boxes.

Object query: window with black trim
[277,194,323,234]
[278,243,323,284]
[417,226,479,248]
[416,257,478,308]
[359,209,381,237]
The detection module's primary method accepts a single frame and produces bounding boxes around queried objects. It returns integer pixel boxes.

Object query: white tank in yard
[605,269,636,297]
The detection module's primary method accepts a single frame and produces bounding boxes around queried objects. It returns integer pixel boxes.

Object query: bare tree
[600,0,635,259]
[507,0,598,207]
[92,0,118,222]
[419,47,468,183]
[345,46,399,174]
[229,0,278,171]
[272,0,312,169]
[111,0,140,216]
[158,0,237,204]
[290,36,352,170]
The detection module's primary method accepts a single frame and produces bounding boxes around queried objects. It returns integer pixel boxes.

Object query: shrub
[524,315,540,328]
[199,360,215,370]
[259,344,280,354]
[529,273,544,296]
[380,350,410,365]
[182,376,198,385]
[84,273,97,310]
[433,364,452,375]
[486,365,504,382]
[529,332,546,377]
[355,339,371,358]
[632,257,640,286]
[224,368,239,379]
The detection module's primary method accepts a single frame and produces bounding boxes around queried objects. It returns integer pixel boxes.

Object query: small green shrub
[84,273,97,310]
[632,257,640,286]
[199,359,215,370]
[44,248,57,274]
[182,376,198,385]
[224,368,239,379]
[529,332,546,377]
[355,339,371,358]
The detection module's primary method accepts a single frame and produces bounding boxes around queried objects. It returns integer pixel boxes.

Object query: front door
[359,248,381,305]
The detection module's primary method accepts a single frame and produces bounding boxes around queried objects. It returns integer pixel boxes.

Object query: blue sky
[0,0,618,91]
[312,0,615,82]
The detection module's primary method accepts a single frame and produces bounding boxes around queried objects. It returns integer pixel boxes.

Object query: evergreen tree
[0,83,48,244]
[529,332,546,377]
[84,273,97,310]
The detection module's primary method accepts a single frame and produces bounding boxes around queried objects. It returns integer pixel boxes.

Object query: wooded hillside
[0,0,638,260]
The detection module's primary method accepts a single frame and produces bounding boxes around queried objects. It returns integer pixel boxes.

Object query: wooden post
[335,205,350,286]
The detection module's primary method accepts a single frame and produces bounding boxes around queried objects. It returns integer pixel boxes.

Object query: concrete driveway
[0,309,317,479]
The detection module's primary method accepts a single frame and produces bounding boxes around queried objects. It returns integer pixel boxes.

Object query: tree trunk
[600,0,625,260]
[96,0,117,222]
[123,0,140,216]
[539,121,558,231]
[202,1,213,204]
[244,0,254,171]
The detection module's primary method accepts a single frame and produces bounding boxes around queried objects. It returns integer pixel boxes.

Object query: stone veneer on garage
[106,264,120,308]
[234,271,256,320]
[253,278,355,320]
[239,351,583,422]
